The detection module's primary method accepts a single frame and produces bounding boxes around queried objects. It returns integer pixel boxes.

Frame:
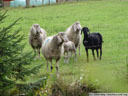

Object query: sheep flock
[29,22,103,73]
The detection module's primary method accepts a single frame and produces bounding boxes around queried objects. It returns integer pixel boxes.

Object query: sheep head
[52,32,69,47]
[63,43,69,51]
[73,21,82,34]
[81,27,90,35]
[30,24,41,36]
[58,32,69,42]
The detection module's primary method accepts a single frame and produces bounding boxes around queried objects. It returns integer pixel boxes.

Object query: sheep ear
[78,24,82,30]
[74,24,77,32]
[31,26,34,32]
[87,28,91,34]
[86,27,90,32]
[87,28,90,32]
[57,36,62,43]
[34,24,40,28]
[58,32,65,36]
[33,24,37,27]
[37,24,40,28]
[53,36,57,41]
[57,32,61,36]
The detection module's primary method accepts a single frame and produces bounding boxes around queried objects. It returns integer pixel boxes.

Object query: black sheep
[81,27,103,62]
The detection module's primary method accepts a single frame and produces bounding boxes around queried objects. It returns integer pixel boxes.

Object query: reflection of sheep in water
[63,41,77,64]
[65,21,82,56]
[41,32,68,73]
[29,24,47,59]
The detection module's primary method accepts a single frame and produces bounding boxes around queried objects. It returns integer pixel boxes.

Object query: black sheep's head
[81,27,90,35]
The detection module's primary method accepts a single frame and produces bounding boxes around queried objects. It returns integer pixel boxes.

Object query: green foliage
[0,11,42,95]
[51,76,96,96]
[16,75,49,96]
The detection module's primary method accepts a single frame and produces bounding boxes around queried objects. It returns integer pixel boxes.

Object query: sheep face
[82,27,90,36]
[52,32,69,47]
[57,36,63,45]
[52,35,63,46]
[73,21,82,34]
[31,24,41,36]
[58,32,69,42]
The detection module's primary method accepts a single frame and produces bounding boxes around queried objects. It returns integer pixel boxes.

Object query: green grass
[2,0,128,93]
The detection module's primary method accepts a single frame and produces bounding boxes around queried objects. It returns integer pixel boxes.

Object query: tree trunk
[56,0,58,3]
[26,0,30,7]
[49,0,50,5]
[42,0,44,4]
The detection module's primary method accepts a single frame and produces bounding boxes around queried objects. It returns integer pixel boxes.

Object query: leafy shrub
[0,11,42,95]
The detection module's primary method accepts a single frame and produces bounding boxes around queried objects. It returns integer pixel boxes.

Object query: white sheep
[41,32,68,73]
[65,21,82,56]
[29,24,47,59]
[63,41,77,64]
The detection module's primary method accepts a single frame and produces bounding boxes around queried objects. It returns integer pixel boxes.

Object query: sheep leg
[37,48,40,59]
[74,50,77,62]
[96,49,99,59]
[32,45,36,55]
[33,48,37,60]
[85,48,89,62]
[79,45,81,56]
[56,58,60,73]
[71,51,73,57]
[99,47,102,60]
[47,60,49,72]
[66,52,69,64]
[50,59,53,72]
[64,52,66,64]
[33,48,36,55]
[92,49,96,61]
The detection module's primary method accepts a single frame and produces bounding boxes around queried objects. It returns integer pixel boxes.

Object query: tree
[42,0,44,4]
[0,0,4,7]
[0,11,42,95]
[26,0,30,7]
[49,0,50,5]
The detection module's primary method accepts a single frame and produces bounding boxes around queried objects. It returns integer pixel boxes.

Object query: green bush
[0,11,42,95]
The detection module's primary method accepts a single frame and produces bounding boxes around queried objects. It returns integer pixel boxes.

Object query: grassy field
[2,0,128,93]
